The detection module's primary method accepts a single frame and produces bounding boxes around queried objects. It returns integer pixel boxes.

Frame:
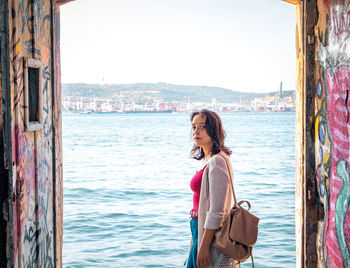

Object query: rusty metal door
[1,0,63,267]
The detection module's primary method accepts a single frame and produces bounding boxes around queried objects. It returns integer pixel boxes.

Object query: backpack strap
[218,152,237,205]
[219,152,255,268]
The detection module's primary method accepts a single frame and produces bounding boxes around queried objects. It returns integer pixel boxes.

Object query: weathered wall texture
[314,0,350,267]
[295,2,306,267]
[0,0,62,266]
[52,4,63,266]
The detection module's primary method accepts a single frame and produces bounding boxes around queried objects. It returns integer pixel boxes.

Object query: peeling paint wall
[314,0,350,267]
[295,2,306,267]
[0,0,62,267]
[9,0,54,266]
[294,0,350,266]
[52,4,63,266]
[0,3,9,263]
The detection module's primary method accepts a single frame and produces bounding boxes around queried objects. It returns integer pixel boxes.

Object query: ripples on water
[63,113,295,267]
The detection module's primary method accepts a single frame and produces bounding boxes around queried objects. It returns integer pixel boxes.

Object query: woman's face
[191,114,213,149]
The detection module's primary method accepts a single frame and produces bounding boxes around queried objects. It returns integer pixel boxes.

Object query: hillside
[62,83,294,103]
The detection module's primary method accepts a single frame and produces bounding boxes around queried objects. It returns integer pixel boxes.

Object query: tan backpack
[213,153,259,267]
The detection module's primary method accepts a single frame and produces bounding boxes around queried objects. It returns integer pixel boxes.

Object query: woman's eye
[192,125,205,130]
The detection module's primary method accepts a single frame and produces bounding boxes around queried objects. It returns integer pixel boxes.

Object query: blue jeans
[187,218,198,268]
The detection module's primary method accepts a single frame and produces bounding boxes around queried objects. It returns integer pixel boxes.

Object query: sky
[60,0,296,93]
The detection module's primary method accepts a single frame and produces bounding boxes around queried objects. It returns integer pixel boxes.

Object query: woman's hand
[197,244,210,268]
[197,228,216,267]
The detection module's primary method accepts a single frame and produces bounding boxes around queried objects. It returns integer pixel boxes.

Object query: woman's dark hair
[190,109,232,160]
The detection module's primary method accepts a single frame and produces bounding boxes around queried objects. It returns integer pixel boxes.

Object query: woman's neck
[203,150,212,163]
[202,143,212,156]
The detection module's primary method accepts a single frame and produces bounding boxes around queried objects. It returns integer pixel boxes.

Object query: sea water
[62,112,295,268]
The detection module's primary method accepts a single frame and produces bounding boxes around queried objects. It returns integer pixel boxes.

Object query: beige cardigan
[197,152,239,267]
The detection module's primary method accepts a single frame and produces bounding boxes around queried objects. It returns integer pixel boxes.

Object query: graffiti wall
[3,0,62,266]
[315,0,350,267]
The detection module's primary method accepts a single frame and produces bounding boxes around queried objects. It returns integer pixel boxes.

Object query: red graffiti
[324,0,331,6]
[12,125,53,263]
[324,65,350,267]
[331,9,350,39]
[13,125,35,257]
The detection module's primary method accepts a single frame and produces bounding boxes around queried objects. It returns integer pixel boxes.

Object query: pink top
[190,165,207,211]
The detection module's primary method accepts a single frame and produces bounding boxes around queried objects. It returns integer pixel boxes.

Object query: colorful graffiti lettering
[17,0,49,37]
[21,148,52,267]
[9,0,55,266]
[13,124,53,267]
[322,65,350,268]
[23,39,41,56]
[335,160,350,265]
[316,3,350,267]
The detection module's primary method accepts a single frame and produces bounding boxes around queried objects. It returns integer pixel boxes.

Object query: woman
[187,109,239,268]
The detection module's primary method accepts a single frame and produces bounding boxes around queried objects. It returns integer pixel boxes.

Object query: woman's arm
[205,158,230,229]
[198,156,231,267]
[197,228,216,268]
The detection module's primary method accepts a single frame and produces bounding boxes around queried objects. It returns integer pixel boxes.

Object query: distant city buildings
[62,92,295,113]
